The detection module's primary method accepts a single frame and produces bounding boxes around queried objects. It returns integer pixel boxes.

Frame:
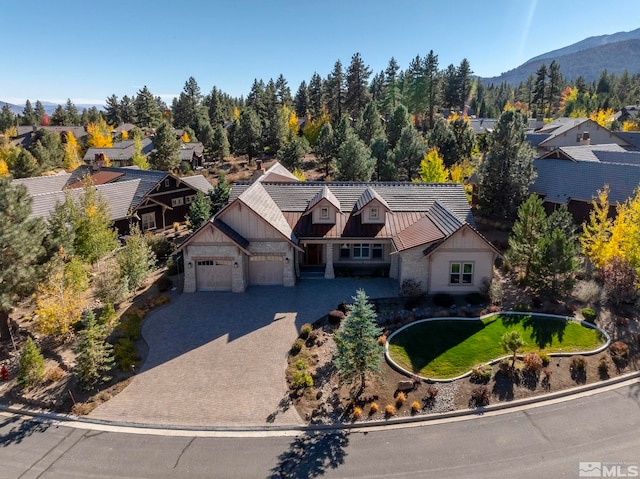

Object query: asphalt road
[1,382,639,479]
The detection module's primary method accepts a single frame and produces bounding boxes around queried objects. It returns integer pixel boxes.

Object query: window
[370,207,378,219]
[320,207,329,219]
[141,212,156,231]
[352,244,370,259]
[171,197,184,207]
[450,262,473,284]
[164,179,170,187]
[372,243,383,259]
[340,245,350,259]
[185,194,197,204]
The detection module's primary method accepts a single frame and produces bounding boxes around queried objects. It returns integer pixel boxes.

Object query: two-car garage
[195,255,284,291]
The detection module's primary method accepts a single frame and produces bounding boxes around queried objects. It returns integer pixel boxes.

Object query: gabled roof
[426,200,464,236]
[391,201,465,252]
[354,186,391,214]
[538,143,628,162]
[531,158,640,204]
[614,131,640,149]
[12,172,72,196]
[83,137,154,162]
[65,170,125,188]
[180,175,213,193]
[526,132,552,147]
[536,117,588,134]
[304,185,341,215]
[29,179,140,222]
[179,142,204,161]
[256,161,301,183]
[235,181,298,244]
[468,118,497,134]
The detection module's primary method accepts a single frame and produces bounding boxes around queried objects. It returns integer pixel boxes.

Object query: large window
[450,262,473,284]
[141,212,156,231]
[352,244,370,259]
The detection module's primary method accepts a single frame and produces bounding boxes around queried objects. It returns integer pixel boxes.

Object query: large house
[13,166,213,236]
[530,144,640,222]
[179,162,500,293]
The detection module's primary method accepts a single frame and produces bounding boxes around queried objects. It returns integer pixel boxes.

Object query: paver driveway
[90,278,398,427]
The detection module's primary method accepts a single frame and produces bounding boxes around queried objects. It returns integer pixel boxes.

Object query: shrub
[598,357,610,377]
[145,235,175,264]
[328,310,345,325]
[573,280,603,304]
[292,370,313,389]
[541,367,552,379]
[299,323,313,340]
[470,386,490,406]
[581,307,597,322]
[377,334,387,346]
[465,292,486,305]
[18,337,45,388]
[153,295,170,307]
[294,359,308,371]
[433,293,455,308]
[470,364,492,383]
[538,352,551,367]
[610,341,629,359]
[157,275,173,293]
[352,407,362,419]
[385,404,396,416]
[411,401,421,413]
[118,311,144,340]
[570,357,587,371]
[400,279,427,309]
[166,256,180,276]
[94,265,129,306]
[523,352,543,374]
[44,365,65,383]
[97,303,117,327]
[369,402,379,414]
[425,385,439,399]
[395,392,406,406]
[290,338,304,356]
[114,338,140,371]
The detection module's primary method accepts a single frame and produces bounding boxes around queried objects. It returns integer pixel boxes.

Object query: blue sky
[1,0,639,107]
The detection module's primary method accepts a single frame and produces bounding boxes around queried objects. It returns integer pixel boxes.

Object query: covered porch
[297,240,393,279]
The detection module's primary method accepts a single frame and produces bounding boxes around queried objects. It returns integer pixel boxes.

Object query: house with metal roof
[83,137,155,167]
[179,162,500,294]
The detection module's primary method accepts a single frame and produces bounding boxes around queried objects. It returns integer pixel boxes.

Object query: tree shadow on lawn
[391,319,488,374]
[268,431,349,479]
[502,315,567,349]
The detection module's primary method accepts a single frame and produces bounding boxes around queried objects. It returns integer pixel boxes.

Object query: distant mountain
[0,100,104,116]
[482,28,640,86]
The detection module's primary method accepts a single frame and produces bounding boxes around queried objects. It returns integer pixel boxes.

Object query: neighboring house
[526,118,632,155]
[10,125,88,148]
[530,144,640,222]
[179,162,500,293]
[614,105,640,123]
[83,138,155,167]
[179,142,205,170]
[13,166,213,236]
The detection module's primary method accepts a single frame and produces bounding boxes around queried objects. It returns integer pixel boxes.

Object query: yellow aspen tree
[86,118,113,148]
[288,110,299,135]
[63,131,82,171]
[581,186,613,268]
[589,109,615,128]
[181,131,190,143]
[131,133,149,170]
[622,121,640,132]
[292,168,306,181]
[417,148,449,183]
[618,189,640,272]
[233,106,240,120]
[34,254,85,339]
[0,159,8,177]
[121,130,129,140]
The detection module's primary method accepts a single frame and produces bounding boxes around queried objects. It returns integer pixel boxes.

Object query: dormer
[354,187,391,224]
[304,186,341,224]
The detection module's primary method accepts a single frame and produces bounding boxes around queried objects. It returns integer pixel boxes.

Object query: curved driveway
[90,279,398,427]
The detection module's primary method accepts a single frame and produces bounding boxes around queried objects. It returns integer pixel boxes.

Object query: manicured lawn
[388,314,606,379]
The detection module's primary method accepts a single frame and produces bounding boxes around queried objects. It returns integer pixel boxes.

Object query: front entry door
[306,244,322,265]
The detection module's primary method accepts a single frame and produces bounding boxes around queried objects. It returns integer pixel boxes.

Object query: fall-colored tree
[0,159,8,177]
[417,149,449,183]
[292,168,306,181]
[131,132,149,170]
[302,107,330,146]
[63,131,82,172]
[589,108,615,129]
[581,186,613,269]
[34,254,85,339]
[121,130,129,140]
[86,117,113,149]
[622,121,640,132]
[288,109,300,135]
[181,131,191,143]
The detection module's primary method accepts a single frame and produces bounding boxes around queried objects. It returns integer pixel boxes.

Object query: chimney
[92,153,106,172]
[256,159,263,171]
[535,114,544,131]
[579,131,590,146]
[251,159,266,182]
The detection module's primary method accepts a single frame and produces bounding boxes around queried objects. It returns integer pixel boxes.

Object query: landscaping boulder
[397,380,415,392]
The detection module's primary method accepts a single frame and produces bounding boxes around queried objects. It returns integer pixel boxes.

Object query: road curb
[1,370,638,435]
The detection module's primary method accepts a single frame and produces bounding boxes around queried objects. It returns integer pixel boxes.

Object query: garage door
[196,259,233,291]
[249,255,283,285]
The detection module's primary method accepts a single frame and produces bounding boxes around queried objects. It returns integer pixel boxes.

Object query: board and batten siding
[219,203,285,241]
[428,226,496,294]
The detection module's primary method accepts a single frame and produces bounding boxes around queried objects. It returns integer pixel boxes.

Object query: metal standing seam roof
[11,172,72,196]
[29,179,141,222]
[540,144,627,162]
[532,158,640,204]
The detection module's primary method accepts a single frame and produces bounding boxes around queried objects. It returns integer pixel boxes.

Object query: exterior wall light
[234,261,238,269]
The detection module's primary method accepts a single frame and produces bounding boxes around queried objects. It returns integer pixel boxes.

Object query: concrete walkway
[90,279,398,427]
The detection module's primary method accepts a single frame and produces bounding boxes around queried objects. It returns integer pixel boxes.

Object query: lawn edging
[385,311,611,383]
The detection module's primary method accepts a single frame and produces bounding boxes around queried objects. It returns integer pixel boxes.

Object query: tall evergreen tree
[345,53,372,118]
[506,195,548,278]
[334,289,383,396]
[315,121,335,177]
[546,60,563,117]
[382,57,401,116]
[187,192,212,231]
[116,223,156,292]
[65,99,80,125]
[275,74,292,107]
[387,104,411,149]
[34,101,46,125]
[173,76,202,130]
[277,129,310,171]
[442,64,459,110]
[476,110,536,218]
[50,104,69,126]
[389,125,425,181]
[209,173,231,215]
[357,101,384,146]
[326,60,345,122]
[308,72,325,120]
[456,59,473,113]
[75,310,114,390]
[104,94,122,126]
[151,121,181,171]
[407,55,428,126]
[532,64,548,117]
[246,79,267,120]
[424,50,440,128]
[120,95,136,124]
[134,86,163,128]
[22,100,37,126]
[206,87,225,127]
[211,125,230,161]
[335,132,374,181]
[236,108,262,161]
[294,80,309,119]
[0,104,16,131]
[0,179,45,339]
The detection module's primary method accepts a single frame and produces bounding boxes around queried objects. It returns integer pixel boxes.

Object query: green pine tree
[334,289,384,396]
[187,191,213,231]
[209,173,231,215]
[116,223,156,292]
[18,337,45,388]
[151,121,181,171]
[75,310,114,390]
[335,133,374,181]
